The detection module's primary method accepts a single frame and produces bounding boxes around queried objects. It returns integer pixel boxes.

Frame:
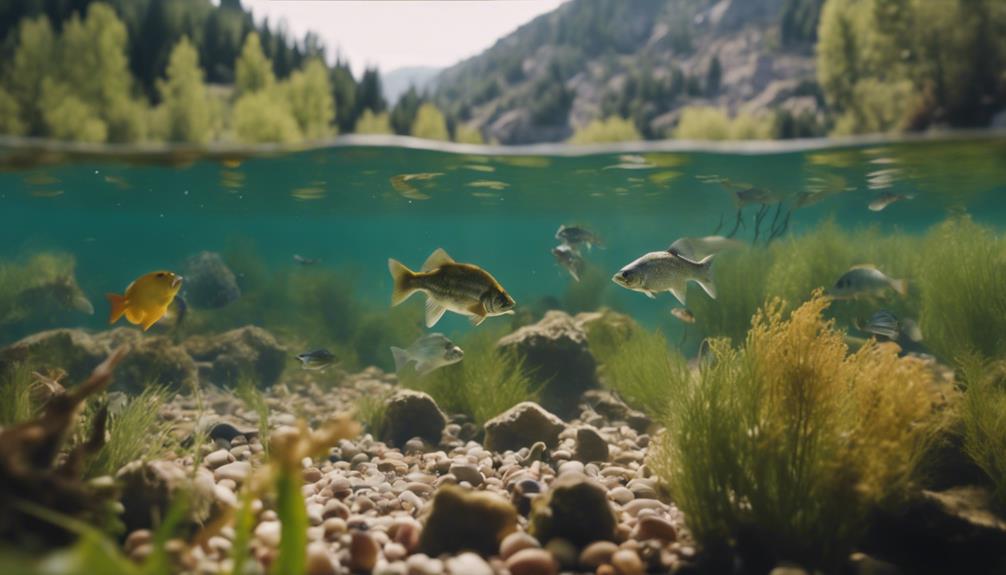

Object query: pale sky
[242,0,568,76]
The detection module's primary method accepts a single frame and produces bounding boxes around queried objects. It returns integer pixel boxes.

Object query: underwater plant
[403,330,537,426]
[688,245,770,344]
[651,294,951,568]
[0,361,35,426]
[592,327,689,420]
[235,376,270,454]
[354,389,392,438]
[82,386,176,479]
[960,355,1006,510]
[0,252,93,342]
[917,216,1006,362]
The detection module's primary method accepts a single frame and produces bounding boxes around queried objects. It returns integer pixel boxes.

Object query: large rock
[420,486,518,556]
[380,390,446,447]
[484,402,566,452]
[182,251,240,309]
[529,472,617,548]
[100,333,197,394]
[183,326,285,387]
[117,460,216,533]
[0,328,109,383]
[579,390,651,433]
[497,311,598,418]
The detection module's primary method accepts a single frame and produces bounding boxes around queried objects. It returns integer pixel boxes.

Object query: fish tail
[390,346,411,372]
[890,278,908,297]
[106,293,126,325]
[388,258,418,306]
[695,254,717,300]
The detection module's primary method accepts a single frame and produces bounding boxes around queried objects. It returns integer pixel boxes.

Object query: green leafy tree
[156,37,212,144]
[355,67,386,116]
[232,91,301,144]
[706,56,722,96]
[455,124,484,144]
[354,110,393,134]
[40,79,107,143]
[569,116,641,144]
[0,87,26,136]
[235,32,275,96]
[330,58,358,133]
[410,103,449,141]
[390,87,423,135]
[285,59,334,140]
[673,107,731,140]
[7,16,56,135]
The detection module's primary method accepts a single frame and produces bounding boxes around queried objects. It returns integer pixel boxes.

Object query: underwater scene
[1,134,1006,575]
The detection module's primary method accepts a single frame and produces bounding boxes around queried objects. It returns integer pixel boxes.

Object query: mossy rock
[0,328,109,383]
[109,335,198,394]
[183,325,286,387]
[380,389,446,447]
[117,460,216,534]
[529,472,617,548]
[483,402,566,452]
[419,485,518,557]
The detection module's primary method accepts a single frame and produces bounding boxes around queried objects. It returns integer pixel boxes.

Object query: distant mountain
[433,0,825,144]
[382,66,442,105]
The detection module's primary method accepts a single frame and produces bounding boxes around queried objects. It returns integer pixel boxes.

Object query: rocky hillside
[433,0,824,144]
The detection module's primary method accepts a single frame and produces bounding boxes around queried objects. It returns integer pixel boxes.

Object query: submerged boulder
[529,472,617,548]
[484,402,566,452]
[0,328,108,383]
[108,335,198,394]
[419,485,518,556]
[182,251,240,309]
[183,326,285,387]
[117,460,216,533]
[496,311,598,418]
[380,390,447,447]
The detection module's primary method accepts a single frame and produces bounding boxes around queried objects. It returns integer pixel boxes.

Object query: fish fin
[422,248,455,271]
[425,298,447,328]
[390,346,411,373]
[694,254,717,299]
[141,308,167,331]
[902,318,924,342]
[889,278,908,297]
[469,314,486,326]
[124,307,145,325]
[570,268,581,282]
[694,278,717,300]
[415,361,435,376]
[73,294,95,315]
[668,282,688,306]
[388,258,417,306]
[106,293,126,324]
[850,263,878,270]
[643,290,657,299]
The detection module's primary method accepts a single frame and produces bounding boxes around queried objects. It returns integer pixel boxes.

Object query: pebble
[448,462,484,486]
[609,486,634,504]
[622,498,662,516]
[558,460,585,475]
[635,516,677,542]
[544,538,578,570]
[500,532,540,560]
[214,461,251,483]
[611,549,645,575]
[205,449,234,469]
[445,552,493,575]
[506,548,558,575]
[305,543,337,575]
[254,521,281,548]
[323,518,346,540]
[349,531,380,573]
[123,529,152,555]
[579,541,619,570]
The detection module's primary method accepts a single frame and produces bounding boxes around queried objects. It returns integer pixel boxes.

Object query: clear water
[2,135,1004,353]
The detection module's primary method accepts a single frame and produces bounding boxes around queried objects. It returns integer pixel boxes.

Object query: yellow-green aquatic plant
[960,355,1006,510]
[917,216,1006,361]
[404,331,538,425]
[235,376,270,454]
[594,327,689,419]
[651,294,951,567]
[689,246,771,344]
[82,386,176,478]
[0,361,36,426]
[354,390,391,438]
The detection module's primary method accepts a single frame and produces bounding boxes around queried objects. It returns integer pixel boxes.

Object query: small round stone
[305,543,337,575]
[611,549,644,575]
[635,516,677,542]
[506,548,558,575]
[579,541,619,570]
[500,531,540,560]
[349,531,380,573]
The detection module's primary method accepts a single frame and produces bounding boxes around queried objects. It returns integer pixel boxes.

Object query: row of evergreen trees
[0,1,477,145]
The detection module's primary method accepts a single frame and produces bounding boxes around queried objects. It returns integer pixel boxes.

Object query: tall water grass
[651,294,951,568]
[960,355,1006,510]
[591,327,690,419]
[0,361,35,426]
[83,386,175,478]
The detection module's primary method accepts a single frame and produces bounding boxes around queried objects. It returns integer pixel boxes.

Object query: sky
[242,0,567,76]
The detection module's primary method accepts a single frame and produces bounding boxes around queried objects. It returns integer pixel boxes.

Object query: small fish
[107,271,184,331]
[667,235,745,260]
[868,192,915,212]
[296,349,338,371]
[390,333,464,376]
[612,250,716,306]
[671,307,695,324]
[735,187,782,206]
[854,310,923,342]
[388,248,516,327]
[551,244,585,282]
[293,254,320,266]
[556,225,603,251]
[828,265,908,299]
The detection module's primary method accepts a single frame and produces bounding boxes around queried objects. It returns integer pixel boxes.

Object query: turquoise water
[2,134,1004,352]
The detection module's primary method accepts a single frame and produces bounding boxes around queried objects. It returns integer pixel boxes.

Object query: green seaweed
[0,361,35,426]
[960,354,1006,510]
[689,245,770,344]
[354,389,392,438]
[593,327,689,420]
[651,294,952,568]
[235,376,270,455]
[82,386,176,478]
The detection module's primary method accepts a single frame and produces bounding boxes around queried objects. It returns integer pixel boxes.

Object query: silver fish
[670,307,695,324]
[551,244,584,282]
[390,333,464,376]
[667,235,745,260]
[296,349,337,371]
[293,254,320,266]
[868,192,915,212]
[556,225,603,251]
[855,310,923,342]
[828,265,908,299]
[612,251,716,306]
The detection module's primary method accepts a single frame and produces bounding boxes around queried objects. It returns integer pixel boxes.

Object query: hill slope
[433,0,824,144]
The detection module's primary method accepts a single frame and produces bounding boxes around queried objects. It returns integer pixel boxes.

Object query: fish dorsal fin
[422,248,455,271]
[850,263,878,271]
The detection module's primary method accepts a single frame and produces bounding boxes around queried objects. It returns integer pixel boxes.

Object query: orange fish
[107,271,183,331]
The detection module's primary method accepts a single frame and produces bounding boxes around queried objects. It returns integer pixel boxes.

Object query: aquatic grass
[235,375,270,455]
[404,330,538,425]
[354,390,392,438]
[960,354,1006,510]
[229,491,256,575]
[595,327,690,419]
[916,216,1006,362]
[0,361,36,426]
[651,294,951,568]
[83,385,176,478]
[689,246,771,344]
